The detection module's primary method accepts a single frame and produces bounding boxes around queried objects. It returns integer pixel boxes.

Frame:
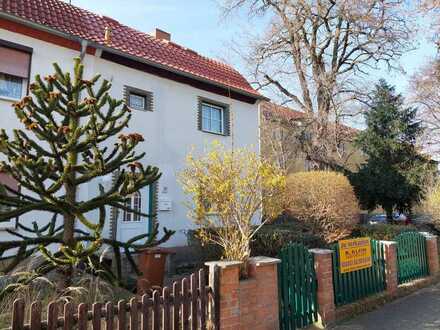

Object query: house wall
[0,28,260,247]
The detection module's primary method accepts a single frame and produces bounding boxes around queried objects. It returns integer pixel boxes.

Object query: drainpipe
[79,40,88,61]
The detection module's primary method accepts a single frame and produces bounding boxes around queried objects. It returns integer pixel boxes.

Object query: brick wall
[206,257,280,330]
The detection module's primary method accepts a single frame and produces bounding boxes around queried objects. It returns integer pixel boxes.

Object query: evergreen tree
[351,80,433,220]
[0,58,173,293]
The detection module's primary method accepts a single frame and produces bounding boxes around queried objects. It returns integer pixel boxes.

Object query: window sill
[128,106,153,112]
[0,226,16,231]
[201,129,227,137]
[0,95,21,103]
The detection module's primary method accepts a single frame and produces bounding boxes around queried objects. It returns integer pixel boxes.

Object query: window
[129,93,146,110]
[123,191,142,222]
[0,73,23,99]
[124,86,153,111]
[202,102,224,134]
[0,44,32,100]
[197,98,230,136]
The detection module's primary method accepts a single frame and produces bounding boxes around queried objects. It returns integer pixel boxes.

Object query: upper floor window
[0,73,23,99]
[197,97,230,136]
[124,86,153,111]
[202,102,224,134]
[0,43,32,100]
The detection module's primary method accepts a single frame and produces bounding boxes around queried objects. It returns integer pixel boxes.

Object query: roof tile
[0,0,260,97]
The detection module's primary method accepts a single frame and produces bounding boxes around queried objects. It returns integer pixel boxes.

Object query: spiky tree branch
[0,58,174,292]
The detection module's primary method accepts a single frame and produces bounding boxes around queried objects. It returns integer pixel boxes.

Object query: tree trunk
[59,115,79,290]
[385,207,393,222]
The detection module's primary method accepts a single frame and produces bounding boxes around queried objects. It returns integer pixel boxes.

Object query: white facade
[0,28,261,247]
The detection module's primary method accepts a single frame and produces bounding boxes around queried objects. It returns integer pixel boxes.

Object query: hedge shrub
[284,171,360,243]
[187,223,325,260]
[351,224,417,241]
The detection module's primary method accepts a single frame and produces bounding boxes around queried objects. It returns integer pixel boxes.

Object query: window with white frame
[128,93,147,111]
[124,86,153,111]
[0,73,24,99]
[123,191,142,222]
[201,102,224,134]
[0,44,31,100]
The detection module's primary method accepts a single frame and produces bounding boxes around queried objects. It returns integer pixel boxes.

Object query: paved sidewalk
[331,283,440,330]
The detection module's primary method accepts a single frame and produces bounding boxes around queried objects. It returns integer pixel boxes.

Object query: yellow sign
[338,237,372,273]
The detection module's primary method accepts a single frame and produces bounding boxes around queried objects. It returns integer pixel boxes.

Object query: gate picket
[278,243,318,330]
[396,232,429,284]
[331,239,386,306]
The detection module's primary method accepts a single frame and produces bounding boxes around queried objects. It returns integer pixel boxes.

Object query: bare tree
[260,102,359,173]
[411,60,440,156]
[222,0,414,166]
[260,104,303,173]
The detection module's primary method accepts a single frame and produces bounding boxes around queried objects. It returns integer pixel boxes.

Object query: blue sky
[70,0,437,98]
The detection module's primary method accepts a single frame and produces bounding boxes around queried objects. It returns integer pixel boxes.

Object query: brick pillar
[381,241,398,297]
[422,233,439,276]
[309,249,335,327]
[205,260,242,330]
[248,257,280,330]
[206,257,280,330]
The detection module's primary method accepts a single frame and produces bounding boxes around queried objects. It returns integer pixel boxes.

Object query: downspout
[79,40,88,62]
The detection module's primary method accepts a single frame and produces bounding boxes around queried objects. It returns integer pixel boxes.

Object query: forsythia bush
[179,142,285,275]
[285,171,359,243]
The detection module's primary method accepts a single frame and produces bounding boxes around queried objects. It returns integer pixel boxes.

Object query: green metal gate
[278,243,318,330]
[331,239,386,306]
[396,232,429,284]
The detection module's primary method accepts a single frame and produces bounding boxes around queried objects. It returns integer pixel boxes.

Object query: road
[331,283,440,330]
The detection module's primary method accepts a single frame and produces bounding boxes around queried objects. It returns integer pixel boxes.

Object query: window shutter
[197,97,203,131]
[0,173,19,230]
[0,46,31,78]
[109,171,119,240]
[223,105,231,136]
[145,91,154,111]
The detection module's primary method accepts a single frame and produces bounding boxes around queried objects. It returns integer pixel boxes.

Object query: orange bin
[137,248,172,293]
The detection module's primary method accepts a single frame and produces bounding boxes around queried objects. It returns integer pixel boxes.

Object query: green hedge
[351,224,417,241]
[187,223,325,260]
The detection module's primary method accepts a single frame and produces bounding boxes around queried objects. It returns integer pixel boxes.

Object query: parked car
[368,214,387,225]
[368,213,410,225]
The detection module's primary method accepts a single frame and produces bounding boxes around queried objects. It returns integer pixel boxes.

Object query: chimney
[104,26,112,44]
[151,28,171,41]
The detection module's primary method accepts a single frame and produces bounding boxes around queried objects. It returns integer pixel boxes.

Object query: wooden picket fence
[10,268,219,330]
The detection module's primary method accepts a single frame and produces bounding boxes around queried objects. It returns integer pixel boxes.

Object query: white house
[0,0,263,248]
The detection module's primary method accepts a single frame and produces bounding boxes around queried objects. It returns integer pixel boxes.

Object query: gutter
[0,12,268,102]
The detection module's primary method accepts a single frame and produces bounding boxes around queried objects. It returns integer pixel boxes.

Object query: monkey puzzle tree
[0,58,173,293]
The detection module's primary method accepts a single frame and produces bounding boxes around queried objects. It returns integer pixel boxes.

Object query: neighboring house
[260,102,364,173]
[0,0,264,248]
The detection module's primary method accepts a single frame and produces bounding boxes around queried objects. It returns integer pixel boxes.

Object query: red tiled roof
[261,102,305,121]
[261,101,359,136]
[0,0,260,98]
